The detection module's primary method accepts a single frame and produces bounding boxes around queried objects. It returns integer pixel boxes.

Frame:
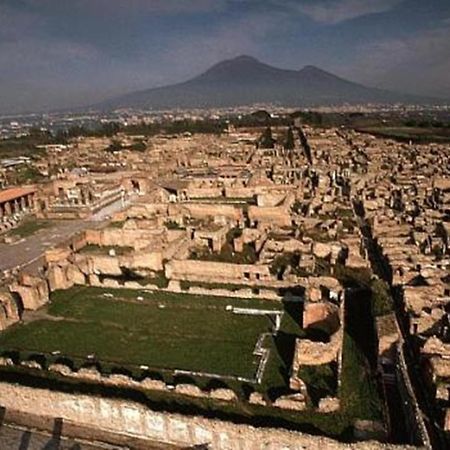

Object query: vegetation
[190,228,258,265]
[299,363,337,406]
[258,127,275,149]
[179,279,279,293]
[341,287,382,421]
[356,126,450,144]
[284,127,295,150]
[0,284,385,439]
[0,364,352,439]
[0,129,51,159]
[8,220,51,238]
[334,266,394,317]
[54,122,121,142]
[371,278,394,317]
[105,140,123,153]
[334,265,372,288]
[0,287,273,379]
[6,165,45,184]
[129,141,147,152]
[79,244,133,256]
[260,301,304,398]
[339,333,382,421]
[107,220,125,229]
[122,119,226,136]
[269,252,299,277]
[164,220,184,230]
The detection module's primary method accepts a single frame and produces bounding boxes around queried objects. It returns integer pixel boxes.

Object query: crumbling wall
[9,274,49,311]
[303,302,340,335]
[165,260,272,284]
[0,382,412,450]
[169,203,243,223]
[0,290,20,329]
[248,205,292,227]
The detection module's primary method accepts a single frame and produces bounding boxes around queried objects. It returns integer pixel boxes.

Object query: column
[13,199,20,214]
[0,203,3,220]
[29,194,35,211]
[4,201,12,216]
[21,196,26,211]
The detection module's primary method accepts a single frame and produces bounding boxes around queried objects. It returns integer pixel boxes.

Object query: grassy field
[8,220,51,238]
[0,285,386,439]
[0,287,277,379]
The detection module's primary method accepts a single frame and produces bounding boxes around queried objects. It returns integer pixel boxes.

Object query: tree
[284,127,295,150]
[259,126,275,149]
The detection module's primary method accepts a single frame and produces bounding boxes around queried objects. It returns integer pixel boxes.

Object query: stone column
[29,194,35,211]
[13,199,20,214]
[21,196,26,211]
[4,201,12,216]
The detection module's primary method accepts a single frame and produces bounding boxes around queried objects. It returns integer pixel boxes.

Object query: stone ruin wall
[165,259,272,284]
[169,202,244,223]
[0,381,415,450]
[186,187,223,198]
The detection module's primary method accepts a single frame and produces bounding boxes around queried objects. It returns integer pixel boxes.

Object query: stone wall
[165,259,272,284]
[85,228,161,251]
[303,302,340,335]
[169,203,243,223]
[0,382,414,450]
[0,290,20,329]
[10,273,49,310]
[248,205,292,227]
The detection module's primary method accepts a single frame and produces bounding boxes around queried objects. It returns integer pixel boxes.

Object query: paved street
[0,219,90,273]
[0,198,130,274]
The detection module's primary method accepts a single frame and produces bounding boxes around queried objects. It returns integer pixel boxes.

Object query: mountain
[97,55,434,110]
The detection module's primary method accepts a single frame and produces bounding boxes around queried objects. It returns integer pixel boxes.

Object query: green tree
[284,127,295,150]
[259,126,275,148]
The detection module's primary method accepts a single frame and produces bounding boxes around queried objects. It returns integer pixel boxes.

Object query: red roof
[0,187,36,204]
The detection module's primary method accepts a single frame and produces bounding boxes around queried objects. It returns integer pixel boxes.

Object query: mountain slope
[98,55,433,110]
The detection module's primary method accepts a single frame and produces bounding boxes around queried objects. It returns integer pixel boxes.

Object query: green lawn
[8,220,51,238]
[0,287,276,378]
[0,285,387,439]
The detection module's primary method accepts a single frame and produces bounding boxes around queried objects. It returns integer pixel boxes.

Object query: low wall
[165,260,272,284]
[0,382,413,450]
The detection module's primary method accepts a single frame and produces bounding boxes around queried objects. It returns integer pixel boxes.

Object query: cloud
[23,0,226,17]
[0,3,44,42]
[338,23,450,97]
[293,0,403,24]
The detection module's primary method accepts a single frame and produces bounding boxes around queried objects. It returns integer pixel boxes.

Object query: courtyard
[0,287,281,380]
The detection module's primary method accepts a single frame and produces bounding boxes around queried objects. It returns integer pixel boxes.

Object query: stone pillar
[4,201,12,216]
[29,194,35,211]
[21,196,26,211]
[13,199,20,214]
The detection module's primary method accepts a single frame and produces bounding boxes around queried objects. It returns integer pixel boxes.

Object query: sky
[0,0,450,114]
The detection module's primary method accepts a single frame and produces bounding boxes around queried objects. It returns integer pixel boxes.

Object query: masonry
[0,382,414,450]
[0,186,36,221]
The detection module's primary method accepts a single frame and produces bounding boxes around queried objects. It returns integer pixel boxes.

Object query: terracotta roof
[0,187,36,204]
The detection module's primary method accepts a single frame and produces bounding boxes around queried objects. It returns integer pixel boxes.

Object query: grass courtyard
[0,285,385,440]
[0,287,280,379]
[8,219,51,238]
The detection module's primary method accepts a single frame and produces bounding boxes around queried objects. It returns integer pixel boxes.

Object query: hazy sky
[1,0,449,113]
